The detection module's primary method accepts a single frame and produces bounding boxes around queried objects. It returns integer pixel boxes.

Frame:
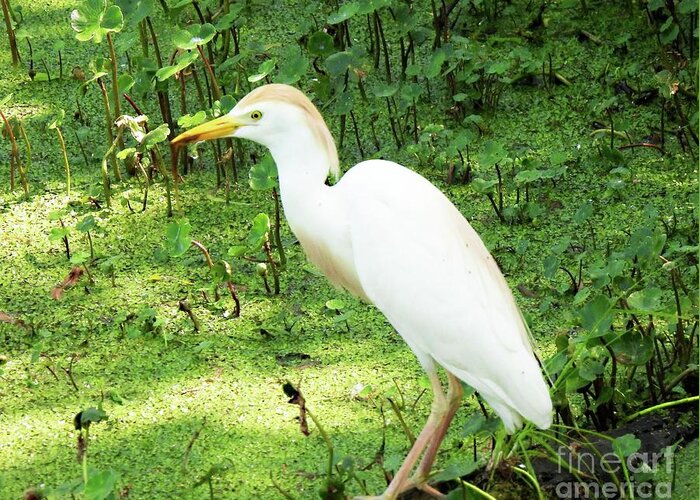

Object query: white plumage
[172,84,552,499]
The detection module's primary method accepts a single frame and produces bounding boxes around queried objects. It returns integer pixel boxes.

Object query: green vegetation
[1,0,697,498]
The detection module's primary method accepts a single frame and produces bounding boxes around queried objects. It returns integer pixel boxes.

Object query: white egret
[172,84,552,499]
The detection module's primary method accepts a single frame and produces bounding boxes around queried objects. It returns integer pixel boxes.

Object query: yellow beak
[171,114,241,146]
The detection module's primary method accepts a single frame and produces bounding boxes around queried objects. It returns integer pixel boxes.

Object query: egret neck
[266,125,368,300]
[265,125,333,230]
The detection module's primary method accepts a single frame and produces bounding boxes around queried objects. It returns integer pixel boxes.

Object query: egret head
[171,84,339,179]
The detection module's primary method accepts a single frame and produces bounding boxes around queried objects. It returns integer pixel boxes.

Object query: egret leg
[354,371,447,500]
[410,372,463,488]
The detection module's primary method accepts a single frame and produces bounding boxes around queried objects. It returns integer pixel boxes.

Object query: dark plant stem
[197,45,222,100]
[137,161,150,212]
[54,127,71,196]
[272,188,286,267]
[138,21,149,58]
[63,354,80,392]
[263,240,280,295]
[73,130,90,168]
[146,16,175,139]
[59,219,70,259]
[17,121,30,197]
[106,32,132,176]
[387,398,415,445]
[41,59,51,82]
[1,0,20,65]
[495,163,503,213]
[385,98,401,148]
[0,110,18,191]
[97,78,121,182]
[105,32,121,120]
[349,110,365,157]
[178,300,201,332]
[101,125,127,207]
[86,231,94,260]
[375,13,392,83]
[191,240,241,316]
[486,193,505,223]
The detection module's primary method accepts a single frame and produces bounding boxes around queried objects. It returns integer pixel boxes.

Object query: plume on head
[238,84,340,182]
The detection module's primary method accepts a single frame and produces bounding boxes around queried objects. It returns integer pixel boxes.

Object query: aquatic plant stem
[54,127,71,195]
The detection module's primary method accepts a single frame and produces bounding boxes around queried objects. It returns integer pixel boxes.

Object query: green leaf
[49,227,70,242]
[117,72,135,93]
[572,287,591,306]
[678,0,698,13]
[565,370,591,392]
[48,109,66,130]
[331,91,353,115]
[177,110,207,129]
[76,215,97,233]
[328,2,360,24]
[430,457,479,483]
[610,331,655,365]
[478,140,507,168]
[84,469,119,500]
[578,357,605,381]
[514,169,543,185]
[248,155,278,190]
[325,299,345,311]
[307,31,334,57]
[165,219,192,257]
[248,59,277,83]
[627,288,663,312]
[102,5,124,30]
[227,245,247,258]
[155,50,199,81]
[116,0,153,24]
[543,255,560,280]
[70,251,91,265]
[460,413,500,437]
[0,93,12,108]
[486,60,509,75]
[371,82,399,98]
[246,213,270,250]
[545,351,568,375]
[275,51,308,85]
[173,23,216,50]
[324,51,355,75]
[140,123,170,148]
[659,19,679,45]
[71,0,124,43]
[580,295,613,338]
[613,433,641,458]
[471,178,498,194]
[211,260,232,282]
[79,407,108,428]
[574,201,593,224]
[425,48,446,79]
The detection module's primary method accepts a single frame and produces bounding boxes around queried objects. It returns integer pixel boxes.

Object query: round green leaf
[249,156,278,191]
[307,31,334,57]
[76,215,97,233]
[173,23,216,50]
[324,51,354,76]
[471,178,498,194]
[275,52,308,85]
[248,59,276,83]
[627,288,663,312]
[325,298,345,311]
[328,2,360,24]
[71,0,123,43]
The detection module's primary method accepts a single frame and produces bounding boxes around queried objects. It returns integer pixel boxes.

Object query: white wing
[335,160,552,432]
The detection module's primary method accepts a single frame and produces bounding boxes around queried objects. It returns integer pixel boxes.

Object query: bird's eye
[250,110,263,120]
